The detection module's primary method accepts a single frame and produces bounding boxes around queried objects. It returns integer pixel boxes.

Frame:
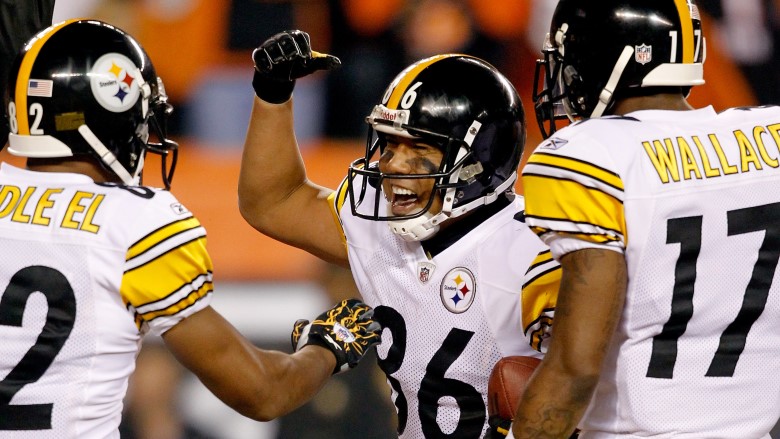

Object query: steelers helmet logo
[90,53,141,113]
[440,267,476,314]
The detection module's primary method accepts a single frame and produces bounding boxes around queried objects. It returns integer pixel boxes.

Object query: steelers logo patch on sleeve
[440,267,476,313]
[90,53,142,113]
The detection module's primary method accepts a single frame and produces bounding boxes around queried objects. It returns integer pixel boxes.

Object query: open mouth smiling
[389,185,422,215]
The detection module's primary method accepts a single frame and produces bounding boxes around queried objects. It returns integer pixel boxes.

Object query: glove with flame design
[291,298,382,374]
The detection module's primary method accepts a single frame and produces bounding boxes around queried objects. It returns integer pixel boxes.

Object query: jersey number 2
[374,306,485,438]
[0,266,76,430]
[647,202,780,378]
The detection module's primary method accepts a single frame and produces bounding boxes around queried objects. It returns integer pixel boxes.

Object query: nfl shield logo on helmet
[635,44,652,65]
[417,262,436,284]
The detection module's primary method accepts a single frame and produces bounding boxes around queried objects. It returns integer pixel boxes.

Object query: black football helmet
[534,0,706,138]
[5,19,178,188]
[347,54,525,241]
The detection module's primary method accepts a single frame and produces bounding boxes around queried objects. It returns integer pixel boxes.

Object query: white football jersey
[329,175,560,439]
[0,164,213,438]
[522,105,780,438]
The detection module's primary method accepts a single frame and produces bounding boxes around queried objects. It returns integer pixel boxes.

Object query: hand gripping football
[487,356,542,420]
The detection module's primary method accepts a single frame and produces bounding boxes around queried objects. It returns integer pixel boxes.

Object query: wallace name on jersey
[642,119,780,183]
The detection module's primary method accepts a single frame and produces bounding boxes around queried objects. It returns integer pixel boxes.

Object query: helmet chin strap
[78,124,139,185]
[590,45,634,118]
[388,211,441,242]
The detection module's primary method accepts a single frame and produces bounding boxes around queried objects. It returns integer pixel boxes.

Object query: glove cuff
[252,69,296,104]
[303,334,345,375]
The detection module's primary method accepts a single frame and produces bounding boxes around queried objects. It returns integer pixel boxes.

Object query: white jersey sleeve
[120,195,213,335]
[522,121,628,259]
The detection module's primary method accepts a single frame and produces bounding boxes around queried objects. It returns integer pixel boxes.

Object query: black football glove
[291,298,381,374]
[251,29,341,104]
[487,415,512,438]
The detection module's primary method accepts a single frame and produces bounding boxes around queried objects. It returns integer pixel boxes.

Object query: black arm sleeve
[0,0,55,148]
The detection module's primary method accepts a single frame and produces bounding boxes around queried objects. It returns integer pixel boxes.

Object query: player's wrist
[299,343,338,373]
[252,69,295,104]
[300,333,343,375]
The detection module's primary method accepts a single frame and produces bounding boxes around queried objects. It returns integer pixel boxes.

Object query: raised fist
[291,298,381,374]
[251,29,341,103]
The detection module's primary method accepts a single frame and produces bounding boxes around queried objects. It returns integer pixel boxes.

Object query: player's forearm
[513,249,627,437]
[511,361,596,438]
[242,345,336,421]
[194,341,335,422]
[163,308,336,421]
[238,97,308,230]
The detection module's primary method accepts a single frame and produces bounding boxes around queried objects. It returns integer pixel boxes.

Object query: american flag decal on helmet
[28,79,53,97]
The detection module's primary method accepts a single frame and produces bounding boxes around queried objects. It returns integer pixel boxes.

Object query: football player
[239,30,561,438]
[0,20,381,438]
[514,0,780,438]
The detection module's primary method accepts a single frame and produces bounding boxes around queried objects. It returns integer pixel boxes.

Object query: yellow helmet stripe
[385,54,453,109]
[14,19,78,135]
[673,0,694,63]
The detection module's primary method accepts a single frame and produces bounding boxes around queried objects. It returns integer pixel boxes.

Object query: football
[487,356,542,420]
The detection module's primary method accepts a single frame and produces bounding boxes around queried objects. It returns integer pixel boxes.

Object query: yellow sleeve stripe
[327,176,349,248]
[522,274,560,330]
[523,175,626,238]
[122,238,213,307]
[526,152,624,192]
[330,176,350,220]
[521,252,561,352]
[523,259,561,290]
[127,216,201,260]
[125,273,212,329]
[133,272,213,313]
[525,249,553,271]
[125,236,211,279]
[526,310,554,352]
[126,232,208,274]
[526,217,624,241]
[530,226,624,245]
[139,280,212,322]
[132,310,142,330]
